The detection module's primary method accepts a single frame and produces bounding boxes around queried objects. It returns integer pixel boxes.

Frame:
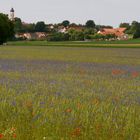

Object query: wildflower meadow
[0,45,140,140]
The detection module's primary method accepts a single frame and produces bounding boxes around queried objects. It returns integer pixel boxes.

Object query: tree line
[13,18,140,41]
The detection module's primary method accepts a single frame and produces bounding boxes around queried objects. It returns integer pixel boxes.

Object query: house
[57,26,68,33]
[98,28,128,40]
[15,32,47,40]
[36,32,47,40]
[15,33,26,39]
[57,25,84,33]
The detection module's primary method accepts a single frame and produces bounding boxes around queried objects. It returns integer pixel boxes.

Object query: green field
[7,39,140,48]
[0,44,140,140]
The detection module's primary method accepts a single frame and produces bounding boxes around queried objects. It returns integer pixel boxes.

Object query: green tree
[133,22,140,38]
[0,13,14,44]
[128,21,139,34]
[62,20,70,27]
[35,21,46,32]
[96,25,113,31]
[68,29,84,41]
[133,29,140,39]
[119,23,130,30]
[22,23,35,33]
[85,20,95,28]
[14,17,22,33]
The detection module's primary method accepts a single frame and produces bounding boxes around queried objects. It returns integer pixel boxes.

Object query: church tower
[10,8,15,21]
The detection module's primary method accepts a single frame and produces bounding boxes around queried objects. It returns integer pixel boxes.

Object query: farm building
[98,28,129,40]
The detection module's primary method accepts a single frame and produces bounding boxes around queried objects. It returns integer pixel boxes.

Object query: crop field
[0,45,140,140]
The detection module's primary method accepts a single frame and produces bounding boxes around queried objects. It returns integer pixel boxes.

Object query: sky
[0,0,139,27]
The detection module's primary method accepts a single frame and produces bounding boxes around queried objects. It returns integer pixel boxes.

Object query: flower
[71,127,81,137]
[13,133,17,138]
[112,69,125,76]
[92,98,100,105]
[11,127,16,132]
[66,108,72,113]
[0,134,3,139]
[132,71,139,78]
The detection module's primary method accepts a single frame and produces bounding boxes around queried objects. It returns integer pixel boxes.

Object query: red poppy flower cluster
[0,134,3,139]
[112,69,139,78]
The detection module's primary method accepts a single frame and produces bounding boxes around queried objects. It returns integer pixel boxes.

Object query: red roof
[98,28,126,37]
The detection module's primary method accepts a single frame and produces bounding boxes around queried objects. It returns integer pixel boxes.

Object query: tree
[85,20,95,28]
[119,23,130,30]
[133,22,140,39]
[0,13,14,44]
[128,21,139,34]
[62,20,70,27]
[95,25,113,32]
[35,21,46,32]
[133,29,140,39]
[14,17,22,33]
[22,23,35,33]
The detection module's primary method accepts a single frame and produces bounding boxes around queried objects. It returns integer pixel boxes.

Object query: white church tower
[10,8,15,21]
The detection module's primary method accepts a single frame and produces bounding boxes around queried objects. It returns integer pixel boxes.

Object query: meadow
[0,44,140,140]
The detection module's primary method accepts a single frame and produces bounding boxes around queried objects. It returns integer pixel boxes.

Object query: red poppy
[66,108,72,113]
[13,133,17,138]
[0,134,3,139]
[132,71,139,78]
[71,127,81,137]
[112,69,122,75]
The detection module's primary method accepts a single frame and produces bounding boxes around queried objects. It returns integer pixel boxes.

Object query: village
[9,8,131,41]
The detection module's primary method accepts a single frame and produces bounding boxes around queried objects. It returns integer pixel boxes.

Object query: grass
[7,39,140,48]
[0,45,140,140]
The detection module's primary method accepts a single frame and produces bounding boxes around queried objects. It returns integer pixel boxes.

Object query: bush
[133,29,140,39]
[90,33,117,40]
[91,34,105,40]
[104,34,117,40]
[47,33,69,41]
[68,30,84,41]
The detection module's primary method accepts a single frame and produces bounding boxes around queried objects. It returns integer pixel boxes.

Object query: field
[0,44,140,140]
[7,39,140,48]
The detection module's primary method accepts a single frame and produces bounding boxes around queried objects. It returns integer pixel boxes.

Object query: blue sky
[0,0,139,27]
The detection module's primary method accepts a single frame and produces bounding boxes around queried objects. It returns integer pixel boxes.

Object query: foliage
[127,21,140,35]
[104,34,117,40]
[119,23,130,30]
[133,28,140,39]
[62,20,70,27]
[85,20,95,28]
[35,21,46,32]
[91,34,105,40]
[88,33,117,40]
[47,33,70,41]
[0,13,14,44]
[22,23,36,33]
[68,29,84,41]
[14,17,22,33]
[96,25,113,31]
